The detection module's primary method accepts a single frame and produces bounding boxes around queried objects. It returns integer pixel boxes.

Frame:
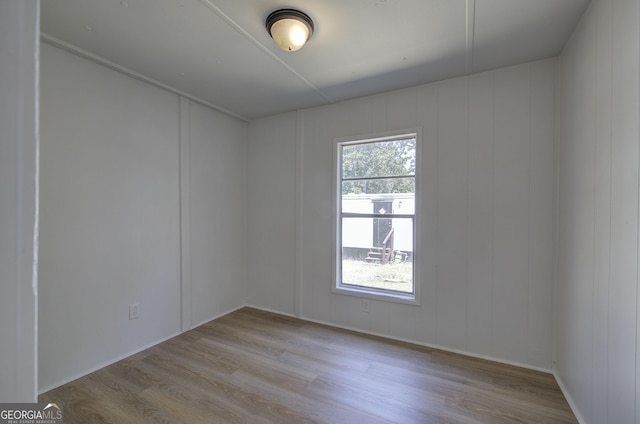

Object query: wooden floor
[40,307,577,424]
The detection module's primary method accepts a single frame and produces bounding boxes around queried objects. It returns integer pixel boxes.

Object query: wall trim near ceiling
[40,33,250,122]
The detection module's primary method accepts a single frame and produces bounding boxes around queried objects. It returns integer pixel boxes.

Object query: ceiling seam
[198,0,335,105]
[40,33,250,122]
[466,0,477,75]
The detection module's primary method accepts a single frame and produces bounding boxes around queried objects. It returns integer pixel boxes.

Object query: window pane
[341,217,414,294]
[342,138,415,180]
[342,177,415,196]
[342,191,415,214]
[337,133,418,301]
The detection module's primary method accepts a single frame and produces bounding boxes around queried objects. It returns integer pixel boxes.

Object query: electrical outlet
[129,303,140,320]
[362,299,370,313]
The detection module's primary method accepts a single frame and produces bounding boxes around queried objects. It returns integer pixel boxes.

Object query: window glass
[336,134,417,300]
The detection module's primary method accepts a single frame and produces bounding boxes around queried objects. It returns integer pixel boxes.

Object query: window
[334,131,419,303]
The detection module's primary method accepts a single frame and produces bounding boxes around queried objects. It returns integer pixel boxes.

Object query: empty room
[1,0,639,423]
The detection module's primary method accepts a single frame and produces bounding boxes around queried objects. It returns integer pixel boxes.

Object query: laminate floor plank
[228,368,393,424]
[40,307,577,423]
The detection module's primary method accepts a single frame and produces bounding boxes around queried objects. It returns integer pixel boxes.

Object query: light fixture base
[266,9,314,52]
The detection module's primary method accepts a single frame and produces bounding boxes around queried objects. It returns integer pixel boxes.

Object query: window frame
[332,129,421,305]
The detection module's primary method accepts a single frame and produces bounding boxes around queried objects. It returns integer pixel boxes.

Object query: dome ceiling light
[266,9,314,52]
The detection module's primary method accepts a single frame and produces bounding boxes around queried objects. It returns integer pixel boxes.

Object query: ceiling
[41,0,591,121]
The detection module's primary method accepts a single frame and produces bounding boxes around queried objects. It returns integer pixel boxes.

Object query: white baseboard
[296,313,552,374]
[187,304,247,330]
[38,304,246,395]
[246,304,553,373]
[251,305,590,422]
[243,303,297,319]
[40,302,561,404]
[38,330,181,395]
[552,369,587,424]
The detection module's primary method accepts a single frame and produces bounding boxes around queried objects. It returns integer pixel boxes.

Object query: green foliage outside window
[341,138,415,195]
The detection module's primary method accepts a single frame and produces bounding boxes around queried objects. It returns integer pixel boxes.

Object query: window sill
[332,284,420,306]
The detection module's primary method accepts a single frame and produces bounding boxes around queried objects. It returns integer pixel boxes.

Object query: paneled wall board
[188,101,246,326]
[591,0,612,421]
[608,0,640,422]
[247,58,557,371]
[180,97,192,331]
[414,84,439,345]
[492,66,532,363]
[555,0,640,422]
[527,61,555,367]
[0,0,39,402]
[39,43,182,391]
[246,112,298,315]
[466,72,495,358]
[38,44,247,392]
[435,78,469,351]
[556,8,597,417]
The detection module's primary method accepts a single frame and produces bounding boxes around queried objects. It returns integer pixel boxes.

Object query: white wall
[0,0,39,402]
[246,112,298,315]
[556,0,640,422]
[38,43,246,392]
[185,101,246,328]
[247,58,556,370]
[35,2,640,412]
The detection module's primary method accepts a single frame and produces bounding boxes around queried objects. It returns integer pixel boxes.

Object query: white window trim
[332,128,422,306]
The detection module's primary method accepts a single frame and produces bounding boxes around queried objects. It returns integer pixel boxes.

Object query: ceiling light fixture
[266,9,314,52]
